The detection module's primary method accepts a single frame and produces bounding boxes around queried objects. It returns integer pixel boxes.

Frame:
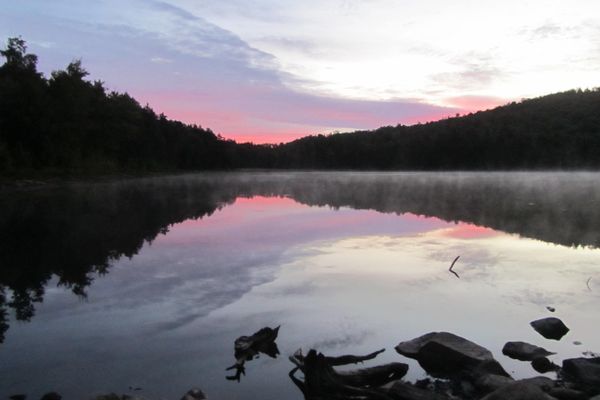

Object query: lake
[1,171,599,399]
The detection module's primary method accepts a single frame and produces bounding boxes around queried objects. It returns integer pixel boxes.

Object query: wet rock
[474,373,515,394]
[385,381,450,400]
[562,357,600,393]
[530,317,570,340]
[395,332,509,379]
[180,388,207,400]
[547,306,556,312]
[548,387,588,400]
[520,376,556,391]
[502,341,555,361]
[39,393,62,400]
[532,357,561,373]
[480,377,556,400]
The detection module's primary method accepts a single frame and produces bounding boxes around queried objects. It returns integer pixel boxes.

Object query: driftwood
[289,349,408,400]
[226,325,280,381]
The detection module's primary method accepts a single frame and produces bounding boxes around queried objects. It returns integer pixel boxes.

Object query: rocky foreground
[10,317,600,400]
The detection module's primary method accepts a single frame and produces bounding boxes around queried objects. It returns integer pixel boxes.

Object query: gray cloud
[430,52,504,91]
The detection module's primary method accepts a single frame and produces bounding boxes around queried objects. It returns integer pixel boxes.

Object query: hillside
[2,37,600,175]
[269,89,600,169]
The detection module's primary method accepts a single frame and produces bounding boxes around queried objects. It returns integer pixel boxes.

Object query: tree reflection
[2,172,600,342]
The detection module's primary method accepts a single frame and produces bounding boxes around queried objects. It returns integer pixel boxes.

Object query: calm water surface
[1,172,599,399]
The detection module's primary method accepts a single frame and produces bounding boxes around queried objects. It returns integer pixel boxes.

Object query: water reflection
[0,172,599,398]
[1,172,600,343]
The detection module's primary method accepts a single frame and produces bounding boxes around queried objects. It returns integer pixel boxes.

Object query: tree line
[0,37,234,175]
[1,37,600,176]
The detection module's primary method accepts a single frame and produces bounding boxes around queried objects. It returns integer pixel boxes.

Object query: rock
[474,373,515,394]
[502,341,555,361]
[385,381,450,400]
[9,395,26,400]
[93,395,120,400]
[530,317,570,340]
[181,388,207,400]
[395,332,509,379]
[480,378,557,400]
[547,306,556,312]
[562,357,600,393]
[520,376,556,390]
[548,387,588,400]
[39,393,61,400]
[573,341,582,345]
[532,357,560,373]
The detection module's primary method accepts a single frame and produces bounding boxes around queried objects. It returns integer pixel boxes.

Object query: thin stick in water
[449,256,460,279]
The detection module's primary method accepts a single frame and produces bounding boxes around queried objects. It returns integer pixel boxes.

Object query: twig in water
[586,277,592,291]
[449,256,460,279]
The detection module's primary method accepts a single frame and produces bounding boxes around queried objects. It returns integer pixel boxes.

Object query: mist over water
[1,171,599,399]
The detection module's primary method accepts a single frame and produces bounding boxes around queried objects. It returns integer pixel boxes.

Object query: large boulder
[480,377,556,400]
[474,373,515,394]
[548,387,588,400]
[395,332,509,379]
[530,317,570,340]
[502,341,555,361]
[562,357,600,394]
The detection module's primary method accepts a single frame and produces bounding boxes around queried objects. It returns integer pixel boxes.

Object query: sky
[2,1,600,143]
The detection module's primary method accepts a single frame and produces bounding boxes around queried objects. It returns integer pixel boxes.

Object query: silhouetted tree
[1,36,600,175]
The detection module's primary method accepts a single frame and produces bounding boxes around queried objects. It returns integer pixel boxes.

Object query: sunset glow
[3,1,600,143]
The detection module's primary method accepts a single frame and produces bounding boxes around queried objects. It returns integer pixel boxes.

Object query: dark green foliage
[0,37,231,176]
[272,89,600,170]
[1,37,600,174]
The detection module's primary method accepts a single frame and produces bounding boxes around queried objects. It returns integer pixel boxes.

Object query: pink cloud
[444,95,508,112]
[136,88,458,143]
[440,223,500,239]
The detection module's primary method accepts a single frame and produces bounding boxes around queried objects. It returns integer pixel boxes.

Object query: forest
[1,37,600,176]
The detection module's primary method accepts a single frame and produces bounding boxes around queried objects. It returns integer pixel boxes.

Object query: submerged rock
[93,395,120,400]
[502,341,555,361]
[530,317,570,340]
[547,306,556,312]
[92,395,146,400]
[180,388,207,400]
[532,357,560,373]
[40,393,62,400]
[395,332,509,379]
[562,357,600,393]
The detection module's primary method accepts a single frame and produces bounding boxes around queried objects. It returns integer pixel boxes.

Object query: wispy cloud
[150,56,173,64]
[3,0,599,142]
